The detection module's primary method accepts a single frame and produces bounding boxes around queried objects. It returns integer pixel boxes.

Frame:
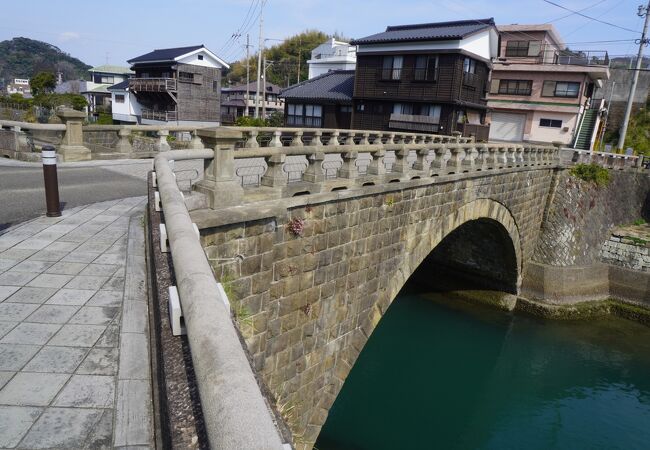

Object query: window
[497,79,532,95]
[393,103,441,122]
[463,57,476,74]
[542,80,581,98]
[422,104,441,123]
[414,55,438,81]
[393,103,413,115]
[99,75,115,84]
[213,80,219,92]
[356,104,365,112]
[198,55,204,60]
[381,56,403,80]
[539,118,563,128]
[179,71,195,82]
[340,105,352,113]
[115,94,125,103]
[287,103,322,127]
[505,40,542,57]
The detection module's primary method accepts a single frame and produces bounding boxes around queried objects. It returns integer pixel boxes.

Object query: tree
[30,71,56,96]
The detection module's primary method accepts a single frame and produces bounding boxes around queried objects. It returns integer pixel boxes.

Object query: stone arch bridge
[152,127,647,449]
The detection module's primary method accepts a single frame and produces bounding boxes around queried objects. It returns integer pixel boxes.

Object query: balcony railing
[498,49,610,67]
[129,78,177,93]
[389,113,440,133]
[141,109,178,122]
[458,123,490,142]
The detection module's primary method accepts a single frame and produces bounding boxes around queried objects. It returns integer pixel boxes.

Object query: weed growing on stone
[633,218,647,226]
[287,217,305,237]
[385,196,395,207]
[569,163,610,186]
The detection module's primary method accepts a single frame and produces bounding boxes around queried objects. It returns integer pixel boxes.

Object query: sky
[0,0,646,68]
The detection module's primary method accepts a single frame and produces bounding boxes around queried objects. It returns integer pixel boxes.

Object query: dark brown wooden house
[127,45,229,125]
[350,18,498,138]
[280,70,355,129]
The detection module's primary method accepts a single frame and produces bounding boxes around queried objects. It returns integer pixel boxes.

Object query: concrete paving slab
[65,275,110,290]
[87,290,123,307]
[27,273,74,289]
[0,271,39,286]
[0,372,69,406]
[60,250,101,263]
[48,324,106,347]
[69,306,119,326]
[118,333,149,380]
[103,276,125,291]
[53,374,115,408]
[0,248,38,260]
[27,249,69,262]
[94,252,128,265]
[80,263,120,277]
[5,287,57,304]
[77,347,118,375]
[0,303,39,321]
[0,321,17,339]
[23,346,88,373]
[113,379,152,447]
[9,260,54,273]
[0,344,40,371]
[0,406,42,448]
[25,304,80,324]
[45,288,96,306]
[0,259,19,272]
[85,409,114,449]
[18,407,103,448]
[0,285,20,302]
[0,323,61,345]
[45,261,88,275]
[96,325,119,348]
[0,371,14,390]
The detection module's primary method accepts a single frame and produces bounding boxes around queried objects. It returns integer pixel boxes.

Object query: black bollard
[42,145,61,217]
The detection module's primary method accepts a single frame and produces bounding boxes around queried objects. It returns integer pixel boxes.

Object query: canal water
[315,288,650,450]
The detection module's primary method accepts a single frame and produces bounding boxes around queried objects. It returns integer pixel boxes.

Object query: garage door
[489,112,525,142]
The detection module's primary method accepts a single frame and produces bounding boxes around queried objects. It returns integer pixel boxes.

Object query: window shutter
[542,81,555,97]
[490,79,500,94]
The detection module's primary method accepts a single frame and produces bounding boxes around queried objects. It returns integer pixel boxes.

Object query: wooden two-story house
[350,18,498,138]
[127,45,229,125]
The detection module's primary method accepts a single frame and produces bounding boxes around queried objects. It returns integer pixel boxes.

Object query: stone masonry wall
[199,168,554,448]
[532,171,650,267]
[601,231,650,272]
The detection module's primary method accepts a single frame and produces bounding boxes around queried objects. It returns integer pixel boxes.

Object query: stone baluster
[521,146,532,166]
[303,151,325,183]
[431,145,450,175]
[313,130,323,146]
[413,148,431,173]
[505,146,516,167]
[392,145,410,174]
[115,128,133,154]
[514,146,524,166]
[13,126,30,153]
[189,130,204,149]
[371,133,383,145]
[484,145,497,169]
[290,130,304,147]
[423,135,433,144]
[339,151,358,178]
[359,132,370,146]
[446,144,465,173]
[461,144,477,172]
[475,144,488,171]
[495,146,507,168]
[394,134,404,144]
[386,133,395,144]
[344,132,356,146]
[157,129,171,152]
[434,136,443,144]
[329,130,340,146]
[452,131,462,143]
[261,153,288,187]
[269,130,283,147]
[368,149,387,175]
[244,130,259,148]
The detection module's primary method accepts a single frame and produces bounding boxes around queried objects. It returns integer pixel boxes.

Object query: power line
[542,0,642,34]
[545,0,608,23]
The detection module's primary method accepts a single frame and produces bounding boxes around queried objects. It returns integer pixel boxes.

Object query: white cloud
[59,31,80,42]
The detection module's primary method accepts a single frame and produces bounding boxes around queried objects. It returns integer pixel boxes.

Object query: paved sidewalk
[0,197,153,449]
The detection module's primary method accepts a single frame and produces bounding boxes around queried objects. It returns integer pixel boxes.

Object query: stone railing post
[514,146,524,166]
[244,129,259,148]
[339,151,358,178]
[452,130,462,143]
[447,144,465,173]
[412,148,431,173]
[269,130,283,147]
[312,130,323,146]
[329,130,340,146]
[261,153,288,186]
[475,144,488,171]
[505,146,516,167]
[291,130,304,147]
[496,146,508,168]
[392,145,410,174]
[367,149,387,176]
[115,128,133,154]
[189,130,204,149]
[13,126,30,153]
[157,129,172,152]
[195,128,245,208]
[522,146,532,166]
[344,132,356,146]
[303,151,325,183]
[360,132,370,146]
[485,145,498,169]
[432,145,450,175]
[56,107,90,161]
[461,144,477,172]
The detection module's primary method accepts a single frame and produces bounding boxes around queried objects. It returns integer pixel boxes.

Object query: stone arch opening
[410,218,519,295]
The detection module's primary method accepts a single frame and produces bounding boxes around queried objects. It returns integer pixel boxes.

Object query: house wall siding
[176,63,220,122]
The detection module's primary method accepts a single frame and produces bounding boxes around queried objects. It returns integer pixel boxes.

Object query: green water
[315,290,650,450]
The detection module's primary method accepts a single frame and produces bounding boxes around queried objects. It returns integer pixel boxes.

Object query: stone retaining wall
[601,233,650,272]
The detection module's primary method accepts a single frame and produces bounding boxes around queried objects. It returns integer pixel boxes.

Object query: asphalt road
[0,164,147,230]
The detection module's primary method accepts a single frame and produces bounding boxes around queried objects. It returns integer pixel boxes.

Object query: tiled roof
[128,45,204,63]
[107,80,129,91]
[223,81,282,95]
[280,70,354,103]
[89,65,133,75]
[351,18,495,45]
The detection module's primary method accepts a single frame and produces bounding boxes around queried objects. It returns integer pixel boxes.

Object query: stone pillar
[303,151,325,183]
[194,128,245,208]
[189,130,204,149]
[339,151,358,179]
[157,129,172,152]
[115,128,133,154]
[56,107,91,161]
[261,153,288,187]
[367,149,387,176]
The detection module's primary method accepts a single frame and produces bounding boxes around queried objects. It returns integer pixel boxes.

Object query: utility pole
[245,34,251,116]
[617,1,650,150]
[255,0,266,119]
[297,36,301,84]
[262,55,267,118]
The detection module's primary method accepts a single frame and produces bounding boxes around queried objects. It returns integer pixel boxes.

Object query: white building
[6,78,31,96]
[108,80,141,124]
[307,38,357,79]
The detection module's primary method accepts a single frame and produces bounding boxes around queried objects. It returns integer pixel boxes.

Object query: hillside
[0,37,91,84]
[223,30,340,88]
[610,56,650,69]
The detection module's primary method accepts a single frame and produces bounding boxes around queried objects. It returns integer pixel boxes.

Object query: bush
[234,115,268,127]
[570,163,611,186]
